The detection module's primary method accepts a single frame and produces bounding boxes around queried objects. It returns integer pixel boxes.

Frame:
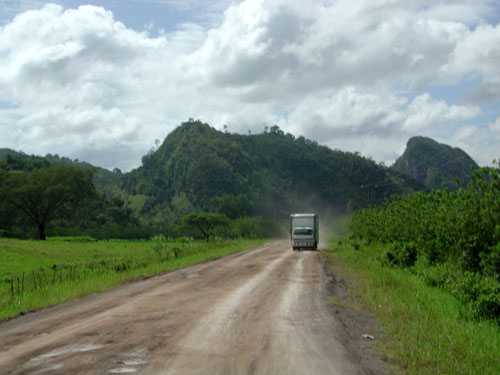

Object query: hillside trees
[0,154,50,171]
[0,166,96,240]
[214,194,253,219]
[121,120,416,221]
[392,136,479,190]
[182,212,230,242]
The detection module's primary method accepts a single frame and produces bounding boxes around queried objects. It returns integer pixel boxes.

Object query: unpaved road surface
[0,241,376,375]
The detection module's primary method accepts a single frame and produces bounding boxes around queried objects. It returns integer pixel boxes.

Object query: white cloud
[277,88,480,163]
[151,0,237,14]
[0,0,499,170]
[0,4,172,168]
[186,0,478,97]
[445,22,500,100]
[489,116,500,137]
[403,93,480,131]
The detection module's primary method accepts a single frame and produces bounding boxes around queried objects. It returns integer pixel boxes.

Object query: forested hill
[0,148,120,194]
[391,136,479,191]
[121,120,423,219]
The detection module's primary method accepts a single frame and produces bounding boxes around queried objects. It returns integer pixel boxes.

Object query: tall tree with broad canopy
[0,166,96,240]
[181,212,230,242]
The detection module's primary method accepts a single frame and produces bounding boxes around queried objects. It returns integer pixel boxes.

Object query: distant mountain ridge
[391,136,479,190]
[119,120,423,219]
[3,125,480,221]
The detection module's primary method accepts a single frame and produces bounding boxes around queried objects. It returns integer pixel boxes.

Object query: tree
[181,212,230,242]
[0,166,96,240]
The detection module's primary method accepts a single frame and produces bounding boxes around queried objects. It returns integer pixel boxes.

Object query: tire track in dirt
[156,248,293,374]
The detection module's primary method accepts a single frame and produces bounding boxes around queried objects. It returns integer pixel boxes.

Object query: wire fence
[1,245,188,300]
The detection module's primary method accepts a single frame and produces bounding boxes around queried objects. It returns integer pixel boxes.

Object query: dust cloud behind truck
[290,213,319,250]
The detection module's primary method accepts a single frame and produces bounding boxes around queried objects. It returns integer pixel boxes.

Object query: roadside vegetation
[0,237,267,321]
[325,162,500,374]
[350,163,500,322]
[325,239,500,375]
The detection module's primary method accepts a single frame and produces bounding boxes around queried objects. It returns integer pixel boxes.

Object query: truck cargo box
[290,213,318,250]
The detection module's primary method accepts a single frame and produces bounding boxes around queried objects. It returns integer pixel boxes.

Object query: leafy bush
[349,163,500,322]
[384,242,418,267]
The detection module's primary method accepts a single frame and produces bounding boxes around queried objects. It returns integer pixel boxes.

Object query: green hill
[2,122,431,222]
[121,120,423,219]
[391,136,479,190]
[0,148,121,194]
[0,148,23,159]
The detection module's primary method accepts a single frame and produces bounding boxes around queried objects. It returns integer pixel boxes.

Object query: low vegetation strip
[350,164,500,322]
[325,239,500,375]
[0,237,267,321]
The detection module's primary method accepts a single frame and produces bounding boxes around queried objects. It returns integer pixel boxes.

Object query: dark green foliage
[181,212,230,242]
[213,216,285,239]
[258,218,287,238]
[0,166,96,240]
[0,148,122,195]
[0,152,50,171]
[392,136,479,191]
[121,120,422,220]
[230,216,262,238]
[214,194,253,219]
[0,152,149,240]
[384,242,418,267]
[350,163,500,322]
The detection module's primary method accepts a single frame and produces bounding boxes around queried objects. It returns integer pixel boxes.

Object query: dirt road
[0,241,379,375]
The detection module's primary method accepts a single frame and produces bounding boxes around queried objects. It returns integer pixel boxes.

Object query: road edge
[319,250,390,375]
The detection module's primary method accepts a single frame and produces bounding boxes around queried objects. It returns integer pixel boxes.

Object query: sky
[1,0,500,171]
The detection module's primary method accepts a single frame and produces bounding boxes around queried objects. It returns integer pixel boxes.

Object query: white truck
[290,213,319,250]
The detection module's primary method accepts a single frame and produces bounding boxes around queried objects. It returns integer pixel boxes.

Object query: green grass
[0,237,268,321]
[324,238,500,375]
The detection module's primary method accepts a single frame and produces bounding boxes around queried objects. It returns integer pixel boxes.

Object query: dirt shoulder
[320,252,390,375]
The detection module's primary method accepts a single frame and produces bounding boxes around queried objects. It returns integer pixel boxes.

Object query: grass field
[325,238,500,375]
[0,237,268,321]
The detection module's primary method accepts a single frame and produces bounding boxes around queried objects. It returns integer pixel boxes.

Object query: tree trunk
[37,222,46,240]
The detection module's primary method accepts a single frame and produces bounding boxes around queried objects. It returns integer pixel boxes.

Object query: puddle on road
[26,344,104,373]
[110,367,137,373]
[126,347,148,357]
[123,359,147,365]
[40,344,105,358]
[108,347,148,373]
